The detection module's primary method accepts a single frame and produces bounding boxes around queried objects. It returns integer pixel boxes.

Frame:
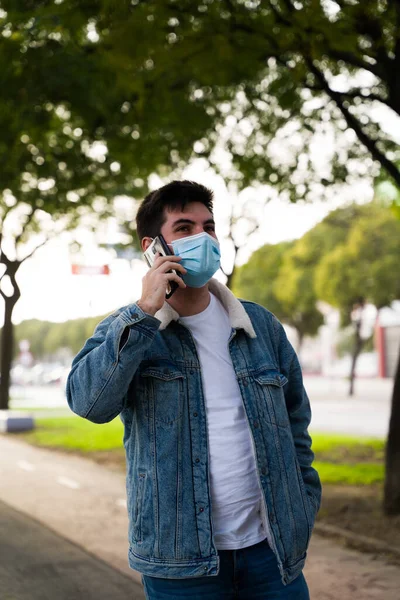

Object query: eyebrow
[171,218,215,228]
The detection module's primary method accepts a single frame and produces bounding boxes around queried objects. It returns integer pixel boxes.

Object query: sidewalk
[1,435,400,599]
[304,375,392,438]
[0,500,144,600]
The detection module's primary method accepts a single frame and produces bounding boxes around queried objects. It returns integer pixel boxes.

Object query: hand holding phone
[143,235,181,298]
[139,236,186,315]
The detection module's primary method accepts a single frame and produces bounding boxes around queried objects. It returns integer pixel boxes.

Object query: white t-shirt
[179,293,267,550]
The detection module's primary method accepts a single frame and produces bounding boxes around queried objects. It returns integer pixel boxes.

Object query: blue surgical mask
[170,232,221,288]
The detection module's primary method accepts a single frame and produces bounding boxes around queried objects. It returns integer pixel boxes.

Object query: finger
[157,260,187,274]
[154,254,182,262]
[166,272,186,288]
[153,254,182,267]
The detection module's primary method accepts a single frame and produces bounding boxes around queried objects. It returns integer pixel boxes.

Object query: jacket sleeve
[273,317,322,516]
[66,303,161,424]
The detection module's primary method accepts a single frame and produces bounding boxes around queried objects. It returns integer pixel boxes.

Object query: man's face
[160,202,218,246]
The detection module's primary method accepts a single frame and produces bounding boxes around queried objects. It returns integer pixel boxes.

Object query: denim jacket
[66,279,321,585]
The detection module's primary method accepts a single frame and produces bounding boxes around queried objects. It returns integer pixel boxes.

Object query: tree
[0,1,218,409]
[232,240,324,349]
[0,38,119,409]
[272,211,356,348]
[76,0,400,197]
[315,204,400,395]
[86,0,400,281]
[3,0,400,512]
[232,240,292,314]
[385,352,400,515]
[6,314,107,364]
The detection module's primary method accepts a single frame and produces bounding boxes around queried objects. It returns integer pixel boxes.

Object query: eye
[176,226,190,232]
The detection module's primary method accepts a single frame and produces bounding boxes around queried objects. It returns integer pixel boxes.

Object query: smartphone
[143,234,180,299]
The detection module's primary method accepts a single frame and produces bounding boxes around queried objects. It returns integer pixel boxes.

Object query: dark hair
[136,180,214,241]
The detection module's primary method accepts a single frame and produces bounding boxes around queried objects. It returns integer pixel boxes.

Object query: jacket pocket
[141,363,184,425]
[294,460,314,544]
[133,472,146,543]
[253,370,289,427]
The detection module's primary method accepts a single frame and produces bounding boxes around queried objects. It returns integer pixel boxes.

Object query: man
[67,180,321,599]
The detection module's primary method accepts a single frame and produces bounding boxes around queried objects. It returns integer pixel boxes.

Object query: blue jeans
[141,538,310,599]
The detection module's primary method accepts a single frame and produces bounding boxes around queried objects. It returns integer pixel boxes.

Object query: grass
[8,416,386,486]
[311,433,385,484]
[9,406,72,415]
[314,462,384,485]
[19,415,124,452]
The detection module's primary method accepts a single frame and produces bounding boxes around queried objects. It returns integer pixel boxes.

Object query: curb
[315,522,400,560]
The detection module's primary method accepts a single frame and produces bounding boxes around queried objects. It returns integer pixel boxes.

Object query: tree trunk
[297,331,304,354]
[0,257,22,411]
[384,346,400,516]
[225,263,237,291]
[0,296,18,410]
[349,323,363,396]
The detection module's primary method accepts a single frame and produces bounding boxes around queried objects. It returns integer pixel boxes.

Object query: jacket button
[132,314,139,320]
[193,412,198,417]
[254,421,259,428]
[261,467,267,475]
[199,507,204,513]
[243,380,248,387]
[190,370,194,375]
[195,458,200,463]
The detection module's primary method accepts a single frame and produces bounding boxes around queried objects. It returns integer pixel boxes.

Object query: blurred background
[1,1,400,596]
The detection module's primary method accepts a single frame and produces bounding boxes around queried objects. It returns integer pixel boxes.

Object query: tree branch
[325,48,384,79]
[20,235,53,264]
[307,58,400,188]
[305,83,395,112]
[269,0,386,80]
[0,248,21,302]
[15,206,37,247]
[388,0,400,109]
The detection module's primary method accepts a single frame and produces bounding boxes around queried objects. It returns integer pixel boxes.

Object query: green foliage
[232,241,293,317]
[233,238,324,341]
[315,203,400,321]
[232,201,400,338]
[8,312,110,360]
[2,0,398,217]
[0,0,398,269]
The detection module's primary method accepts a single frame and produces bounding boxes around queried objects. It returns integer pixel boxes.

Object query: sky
[9,160,374,326]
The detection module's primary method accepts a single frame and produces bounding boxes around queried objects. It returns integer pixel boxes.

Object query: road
[10,375,393,437]
[0,435,399,599]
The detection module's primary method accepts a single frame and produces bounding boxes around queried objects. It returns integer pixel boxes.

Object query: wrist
[137,300,157,316]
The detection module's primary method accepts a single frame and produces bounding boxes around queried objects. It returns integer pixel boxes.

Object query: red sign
[71,265,110,275]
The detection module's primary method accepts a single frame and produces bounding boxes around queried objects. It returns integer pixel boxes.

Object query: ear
[141,237,153,252]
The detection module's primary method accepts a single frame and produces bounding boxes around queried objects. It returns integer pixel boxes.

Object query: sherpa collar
[154,278,257,338]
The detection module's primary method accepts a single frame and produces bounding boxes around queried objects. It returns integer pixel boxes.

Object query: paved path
[0,500,144,600]
[305,376,392,438]
[1,436,400,599]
